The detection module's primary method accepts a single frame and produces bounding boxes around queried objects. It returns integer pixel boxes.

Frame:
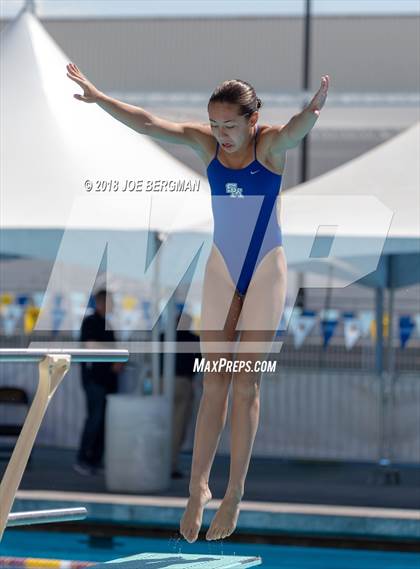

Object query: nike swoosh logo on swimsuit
[206,124,283,296]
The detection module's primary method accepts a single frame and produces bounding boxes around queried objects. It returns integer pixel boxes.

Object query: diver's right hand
[66,62,103,103]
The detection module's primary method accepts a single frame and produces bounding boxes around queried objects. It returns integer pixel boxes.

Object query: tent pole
[377,284,392,470]
[385,285,396,468]
[380,259,400,484]
[387,287,396,378]
[163,296,176,411]
[375,285,388,468]
[151,231,161,395]
[375,287,384,375]
[373,260,400,484]
[295,0,313,313]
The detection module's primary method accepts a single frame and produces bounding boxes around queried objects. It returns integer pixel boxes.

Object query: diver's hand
[308,75,330,116]
[66,62,103,103]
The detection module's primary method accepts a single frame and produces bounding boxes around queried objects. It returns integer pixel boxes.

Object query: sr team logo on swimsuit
[225,182,244,198]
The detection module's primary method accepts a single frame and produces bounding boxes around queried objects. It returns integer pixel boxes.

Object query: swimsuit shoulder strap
[254,124,259,160]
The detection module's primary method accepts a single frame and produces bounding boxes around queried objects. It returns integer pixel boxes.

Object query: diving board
[0,348,129,540]
[93,552,262,568]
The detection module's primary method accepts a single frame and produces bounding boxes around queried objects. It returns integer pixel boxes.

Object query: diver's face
[208,102,256,153]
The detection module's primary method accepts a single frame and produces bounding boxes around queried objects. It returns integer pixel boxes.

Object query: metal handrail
[0,348,128,362]
[7,507,87,527]
[0,348,129,540]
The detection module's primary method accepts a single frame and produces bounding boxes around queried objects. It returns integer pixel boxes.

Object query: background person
[161,309,201,479]
[74,288,124,475]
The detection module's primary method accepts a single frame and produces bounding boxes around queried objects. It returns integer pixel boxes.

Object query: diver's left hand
[308,75,330,116]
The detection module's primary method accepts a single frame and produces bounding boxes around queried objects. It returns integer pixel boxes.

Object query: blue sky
[1,0,420,18]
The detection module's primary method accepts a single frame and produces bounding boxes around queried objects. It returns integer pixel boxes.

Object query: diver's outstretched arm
[66,62,207,149]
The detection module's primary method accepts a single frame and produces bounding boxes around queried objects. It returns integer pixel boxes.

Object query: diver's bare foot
[205,493,241,540]
[180,486,212,543]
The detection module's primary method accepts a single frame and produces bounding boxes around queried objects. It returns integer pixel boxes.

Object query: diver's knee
[203,367,232,395]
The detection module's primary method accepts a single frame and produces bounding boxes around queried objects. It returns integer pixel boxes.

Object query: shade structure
[0,9,213,233]
[0,6,213,329]
[282,121,419,288]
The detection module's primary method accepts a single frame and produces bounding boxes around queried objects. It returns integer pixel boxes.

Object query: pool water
[0,529,419,568]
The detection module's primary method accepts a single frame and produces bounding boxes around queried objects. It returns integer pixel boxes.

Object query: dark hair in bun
[208,79,262,117]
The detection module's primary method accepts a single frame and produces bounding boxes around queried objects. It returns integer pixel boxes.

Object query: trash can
[105,394,171,492]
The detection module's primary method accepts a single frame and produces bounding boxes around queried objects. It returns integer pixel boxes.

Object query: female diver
[66,63,329,543]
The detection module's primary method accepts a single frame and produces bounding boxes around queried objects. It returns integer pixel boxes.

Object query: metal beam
[7,507,87,527]
[0,348,128,362]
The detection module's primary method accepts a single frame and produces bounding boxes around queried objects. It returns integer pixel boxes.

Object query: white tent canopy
[282,121,420,288]
[0,7,216,312]
[0,9,213,233]
[280,121,419,375]
[285,122,419,245]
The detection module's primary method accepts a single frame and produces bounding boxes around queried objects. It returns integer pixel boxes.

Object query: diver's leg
[180,246,242,543]
[206,246,287,540]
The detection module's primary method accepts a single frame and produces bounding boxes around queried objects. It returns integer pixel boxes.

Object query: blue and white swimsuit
[207,125,283,296]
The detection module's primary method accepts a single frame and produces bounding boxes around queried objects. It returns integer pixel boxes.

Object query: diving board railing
[0,348,129,541]
[6,507,88,527]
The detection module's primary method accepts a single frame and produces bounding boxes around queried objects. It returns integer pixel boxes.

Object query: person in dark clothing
[161,310,201,479]
[74,288,124,475]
